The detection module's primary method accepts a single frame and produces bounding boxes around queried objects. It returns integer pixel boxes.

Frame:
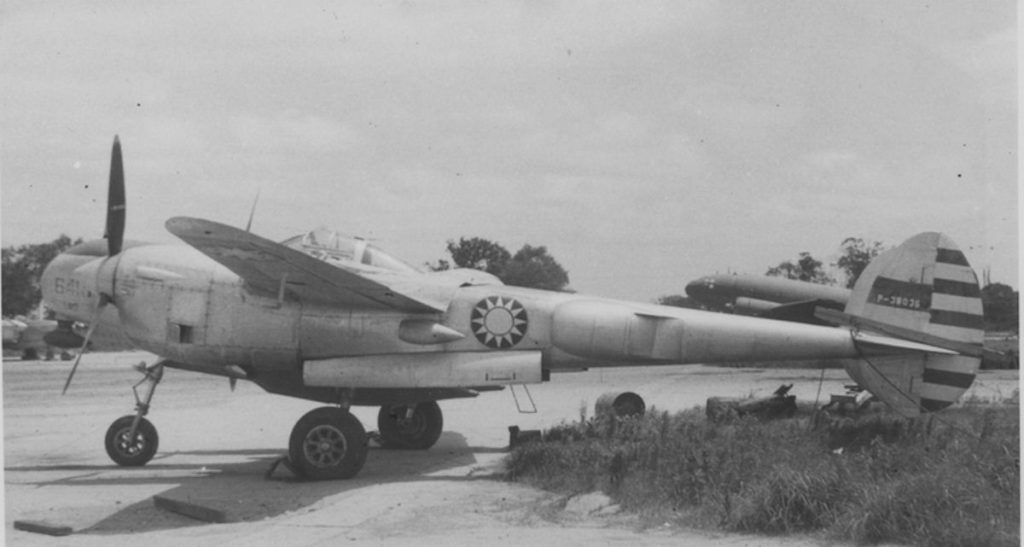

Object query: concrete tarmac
[4,351,1018,546]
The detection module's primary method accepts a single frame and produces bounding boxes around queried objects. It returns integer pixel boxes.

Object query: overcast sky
[2,1,1017,301]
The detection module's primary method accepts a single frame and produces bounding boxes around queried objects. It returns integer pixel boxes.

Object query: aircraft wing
[166,217,445,313]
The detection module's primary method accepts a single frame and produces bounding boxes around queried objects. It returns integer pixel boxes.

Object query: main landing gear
[377,402,443,450]
[288,407,368,480]
[105,361,164,467]
[286,402,444,480]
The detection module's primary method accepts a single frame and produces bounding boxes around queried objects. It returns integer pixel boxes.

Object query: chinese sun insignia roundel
[470,296,528,349]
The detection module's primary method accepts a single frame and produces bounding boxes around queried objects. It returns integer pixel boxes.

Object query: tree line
[429,237,570,292]
[2,235,81,317]
[762,237,885,288]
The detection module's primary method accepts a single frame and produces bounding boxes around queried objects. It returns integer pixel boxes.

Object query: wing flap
[166,217,443,313]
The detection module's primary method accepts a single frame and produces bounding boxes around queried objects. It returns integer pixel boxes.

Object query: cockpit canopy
[280,228,421,274]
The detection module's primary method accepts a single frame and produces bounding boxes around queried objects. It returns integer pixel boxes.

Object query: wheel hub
[114,429,144,456]
[391,406,426,438]
[303,425,347,468]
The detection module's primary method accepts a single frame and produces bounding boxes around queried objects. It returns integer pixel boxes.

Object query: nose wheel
[105,415,159,466]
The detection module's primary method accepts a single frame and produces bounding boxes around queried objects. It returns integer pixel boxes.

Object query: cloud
[227,113,357,152]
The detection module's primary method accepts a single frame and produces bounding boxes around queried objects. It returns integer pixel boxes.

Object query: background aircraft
[40,138,986,480]
[685,274,850,317]
[2,317,66,360]
[2,310,133,361]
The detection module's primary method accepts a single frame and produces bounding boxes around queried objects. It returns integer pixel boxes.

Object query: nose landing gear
[104,361,164,467]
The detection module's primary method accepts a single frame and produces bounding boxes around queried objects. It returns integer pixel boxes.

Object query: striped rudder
[844,233,983,414]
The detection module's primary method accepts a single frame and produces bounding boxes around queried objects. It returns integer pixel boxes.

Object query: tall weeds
[505,405,1019,546]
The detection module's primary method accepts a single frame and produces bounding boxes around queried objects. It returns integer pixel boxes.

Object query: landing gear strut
[377,401,443,450]
[104,361,164,467]
[288,407,368,480]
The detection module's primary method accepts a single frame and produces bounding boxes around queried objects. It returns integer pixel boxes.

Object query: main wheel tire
[289,407,367,481]
[105,415,159,467]
[377,401,443,450]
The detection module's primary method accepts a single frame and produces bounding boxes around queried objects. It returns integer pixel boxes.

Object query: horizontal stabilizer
[816,308,984,358]
[851,331,957,356]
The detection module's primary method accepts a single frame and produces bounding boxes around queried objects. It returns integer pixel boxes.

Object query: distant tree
[2,252,34,316]
[765,252,834,285]
[2,235,81,316]
[443,237,511,276]
[834,237,887,288]
[657,294,702,309]
[433,237,571,291]
[502,245,570,291]
[981,282,1019,332]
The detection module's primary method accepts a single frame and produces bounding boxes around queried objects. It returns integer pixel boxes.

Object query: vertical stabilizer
[844,233,984,413]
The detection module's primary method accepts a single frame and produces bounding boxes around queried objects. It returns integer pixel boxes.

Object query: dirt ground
[3,351,1017,546]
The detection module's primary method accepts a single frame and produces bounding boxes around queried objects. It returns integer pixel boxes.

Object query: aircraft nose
[40,253,101,322]
[39,256,64,303]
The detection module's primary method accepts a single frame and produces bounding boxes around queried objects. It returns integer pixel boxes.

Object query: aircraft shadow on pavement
[17,430,503,535]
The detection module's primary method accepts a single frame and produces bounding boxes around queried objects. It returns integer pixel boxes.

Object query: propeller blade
[105,136,126,256]
[61,350,86,396]
[61,302,105,395]
[64,137,126,393]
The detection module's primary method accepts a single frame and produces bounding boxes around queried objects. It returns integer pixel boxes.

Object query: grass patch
[505,404,1019,546]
